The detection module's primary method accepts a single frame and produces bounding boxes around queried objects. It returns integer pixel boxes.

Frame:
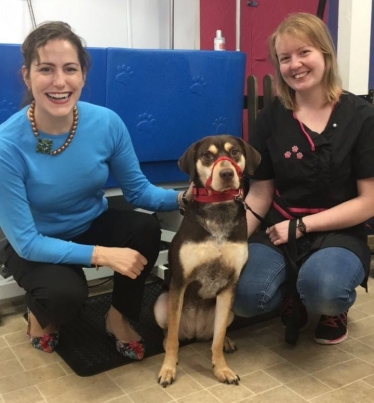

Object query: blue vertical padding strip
[0,44,23,124]
[370,1,374,90]
[326,0,339,52]
[81,48,107,107]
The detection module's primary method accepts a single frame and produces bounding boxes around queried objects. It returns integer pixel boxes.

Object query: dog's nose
[219,169,234,181]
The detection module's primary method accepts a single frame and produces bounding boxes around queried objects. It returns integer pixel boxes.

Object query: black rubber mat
[42,279,279,377]
[55,279,166,377]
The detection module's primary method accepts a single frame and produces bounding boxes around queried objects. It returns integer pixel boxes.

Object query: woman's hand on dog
[93,246,147,279]
[185,182,194,202]
[266,220,304,245]
[178,182,194,205]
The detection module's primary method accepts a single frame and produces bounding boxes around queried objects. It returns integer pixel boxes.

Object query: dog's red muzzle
[194,156,243,203]
[204,156,242,189]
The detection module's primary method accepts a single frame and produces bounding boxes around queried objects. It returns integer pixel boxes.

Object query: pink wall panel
[200,1,237,51]
[201,0,320,90]
[200,0,322,140]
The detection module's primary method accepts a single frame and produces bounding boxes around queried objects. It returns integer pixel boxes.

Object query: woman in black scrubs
[234,13,374,345]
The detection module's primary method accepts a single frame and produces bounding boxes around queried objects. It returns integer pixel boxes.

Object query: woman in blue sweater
[0,21,189,359]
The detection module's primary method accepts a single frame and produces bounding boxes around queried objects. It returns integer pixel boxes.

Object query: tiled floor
[1,262,374,403]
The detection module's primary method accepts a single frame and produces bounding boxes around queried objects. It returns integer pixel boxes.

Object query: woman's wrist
[92,245,100,270]
[177,190,188,207]
[296,217,307,235]
[177,190,189,215]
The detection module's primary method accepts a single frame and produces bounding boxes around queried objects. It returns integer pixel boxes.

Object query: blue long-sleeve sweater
[0,102,179,266]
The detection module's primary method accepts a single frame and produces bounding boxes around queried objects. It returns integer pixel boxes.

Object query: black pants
[4,209,161,328]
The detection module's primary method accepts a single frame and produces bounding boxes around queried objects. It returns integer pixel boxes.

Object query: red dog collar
[193,187,244,203]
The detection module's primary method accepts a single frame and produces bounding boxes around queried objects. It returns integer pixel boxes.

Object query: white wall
[0,0,200,49]
[0,0,371,93]
[337,0,372,94]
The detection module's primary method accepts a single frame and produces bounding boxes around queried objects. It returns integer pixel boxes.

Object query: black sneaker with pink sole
[314,311,348,345]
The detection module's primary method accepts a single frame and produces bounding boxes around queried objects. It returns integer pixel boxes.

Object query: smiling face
[275,33,325,96]
[22,39,85,130]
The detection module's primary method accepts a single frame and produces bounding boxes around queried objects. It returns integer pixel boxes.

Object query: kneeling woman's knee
[233,281,268,318]
[44,282,88,322]
[133,213,161,243]
[299,280,355,315]
[232,287,256,318]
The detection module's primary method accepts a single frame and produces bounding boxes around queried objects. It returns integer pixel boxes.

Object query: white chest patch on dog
[179,241,248,298]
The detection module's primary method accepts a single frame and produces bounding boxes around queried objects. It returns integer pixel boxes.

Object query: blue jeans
[233,243,365,317]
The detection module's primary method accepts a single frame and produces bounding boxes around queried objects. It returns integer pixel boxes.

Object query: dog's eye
[230,149,240,158]
[202,152,214,161]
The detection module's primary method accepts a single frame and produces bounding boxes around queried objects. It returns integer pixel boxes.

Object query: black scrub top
[249,92,374,286]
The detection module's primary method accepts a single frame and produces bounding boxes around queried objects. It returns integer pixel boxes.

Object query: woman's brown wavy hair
[21,21,91,106]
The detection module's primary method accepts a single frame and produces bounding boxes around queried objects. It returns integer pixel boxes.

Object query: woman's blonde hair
[268,13,342,110]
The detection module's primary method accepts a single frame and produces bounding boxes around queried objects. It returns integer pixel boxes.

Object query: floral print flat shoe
[27,308,59,353]
[106,329,145,360]
[104,312,145,360]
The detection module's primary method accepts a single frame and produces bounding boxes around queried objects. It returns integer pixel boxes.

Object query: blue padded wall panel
[105,160,188,188]
[0,45,246,187]
[0,45,107,125]
[80,48,107,107]
[105,49,246,164]
[0,43,111,185]
[0,44,23,124]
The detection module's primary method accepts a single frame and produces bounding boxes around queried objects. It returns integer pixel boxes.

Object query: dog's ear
[232,137,261,176]
[178,141,199,178]
[244,142,261,175]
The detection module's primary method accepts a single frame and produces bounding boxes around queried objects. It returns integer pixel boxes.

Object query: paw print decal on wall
[137,113,156,134]
[189,76,207,96]
[115,65,134,86]
[213,117,229,134]
[0,100,18,124]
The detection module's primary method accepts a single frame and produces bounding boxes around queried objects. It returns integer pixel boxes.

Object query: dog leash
[234,196,267,224]
[235,195,303,346]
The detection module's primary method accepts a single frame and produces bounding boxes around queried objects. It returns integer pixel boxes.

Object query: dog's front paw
[158,364,177,388]
[213,365,240,385]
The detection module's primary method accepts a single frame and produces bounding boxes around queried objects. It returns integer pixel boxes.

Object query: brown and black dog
[154,134,261,387]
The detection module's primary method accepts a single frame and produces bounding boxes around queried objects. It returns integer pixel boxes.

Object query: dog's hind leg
[154,291,168,330]
[158,283,187,387]
[223,311,237,353]
[212,287,240,384]
[223,336,237,353]
[154,291,169,350]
